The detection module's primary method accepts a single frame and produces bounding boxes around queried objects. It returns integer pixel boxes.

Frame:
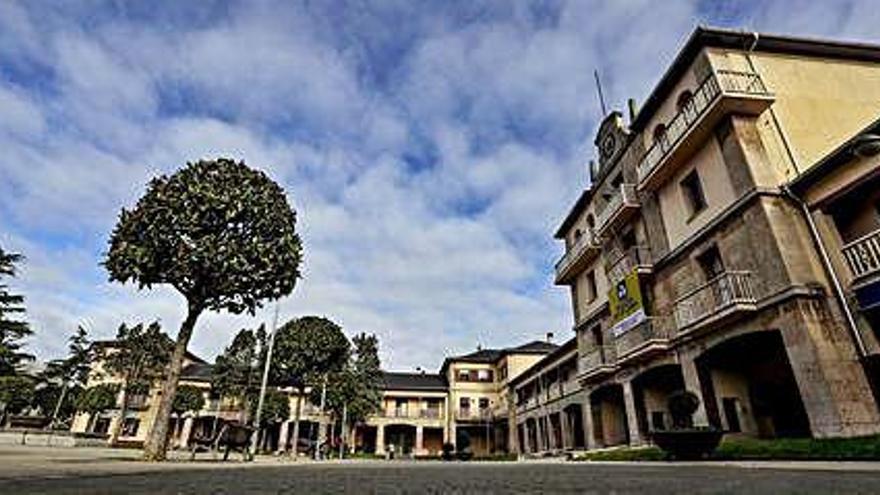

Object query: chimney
[546,332,554,343]
[476,343,482,351]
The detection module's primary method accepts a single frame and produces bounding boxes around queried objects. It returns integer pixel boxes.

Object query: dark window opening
[681,169,707,217]
[697,245,725,280]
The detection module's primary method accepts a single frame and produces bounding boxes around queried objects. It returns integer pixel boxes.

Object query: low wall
[0,429,108,448]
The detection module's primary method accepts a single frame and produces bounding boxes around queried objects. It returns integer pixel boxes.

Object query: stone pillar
[679,354,710,427]
[782,308,880,438]
[583,399,597,449]
[415,426,424,455]
[277,420,290,453]
[375,425,385,455]
[179,416,194,449]
[559,410,570,450]
[622,380,642,446]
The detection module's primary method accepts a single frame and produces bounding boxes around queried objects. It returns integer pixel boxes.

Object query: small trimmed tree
[41,325,92,427]
[104,322,173,446]
[272,316,350,454]
[75,383,120,433]
[172,385,206,446]
[0,246,32,375]
[104,158,302,460]
[0,375,35,425]
[249,389,290,452]
[315,333,382,451]
[211,326,266,424]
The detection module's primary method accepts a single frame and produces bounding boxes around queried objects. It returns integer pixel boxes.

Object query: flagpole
[250,303,280,459]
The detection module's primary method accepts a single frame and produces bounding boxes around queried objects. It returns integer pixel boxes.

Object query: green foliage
[0,375,35,415]
[104,321,173,391]
[75,383,120,416]
[250,389,290,426]
[212,326,267,412]
[316,333,382,426]
[33,383,82,419]
[43,325,92,386]
[0,246,32,375]
[104,158,303,314]
[172,385,206,415]
[272,316,350,389]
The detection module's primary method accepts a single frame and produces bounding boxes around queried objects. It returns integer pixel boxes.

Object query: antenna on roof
[546,332,554,343]
[594,69,608,117]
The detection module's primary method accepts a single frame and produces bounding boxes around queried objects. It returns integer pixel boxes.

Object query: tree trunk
[290,391,302,457]
[142,302,202,461]
[109,383,129,446]
[50,381,70,428]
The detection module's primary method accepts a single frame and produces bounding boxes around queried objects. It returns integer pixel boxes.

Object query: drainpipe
[744,31,801,176]
[781,185,868,358]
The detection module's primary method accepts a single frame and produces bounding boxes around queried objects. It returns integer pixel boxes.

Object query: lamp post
[250,303,280,458]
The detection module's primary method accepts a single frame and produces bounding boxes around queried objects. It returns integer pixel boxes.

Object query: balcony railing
[420,408,443,419]
[456,408,492,421]
[842,228,880,282]
[614,317,674,360]
[672,271,757,331]
[578,345,617,376]
[606,245,653,282]
[555,231,601,283]
[596,184,639,234]
[637,70,771,186]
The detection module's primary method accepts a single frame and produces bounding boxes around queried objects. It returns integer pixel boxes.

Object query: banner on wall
[608,269,646,338]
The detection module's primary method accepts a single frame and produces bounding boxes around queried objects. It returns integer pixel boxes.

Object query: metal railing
[842,228,880,281]
[578,345,616,374]
[555,230,601,278]
[606,245,653,282]
[637,70,769,183]
[456,408,492,421]
[420,408,443,419]
[672,271,756,330]
[614,317,674,358]
[596,184,638,232]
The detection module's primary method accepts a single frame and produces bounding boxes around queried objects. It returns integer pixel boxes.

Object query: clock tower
[593,111,629,176]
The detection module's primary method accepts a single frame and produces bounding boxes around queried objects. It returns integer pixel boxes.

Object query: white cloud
[3,0,879,372]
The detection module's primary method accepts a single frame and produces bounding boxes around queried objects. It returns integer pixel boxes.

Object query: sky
[2,0,879,372]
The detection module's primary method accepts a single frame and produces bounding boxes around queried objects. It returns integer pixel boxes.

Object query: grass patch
[574,435,880,462]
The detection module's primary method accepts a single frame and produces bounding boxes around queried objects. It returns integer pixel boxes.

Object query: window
[621,229,637,251]
[653,124,668,144]
[676,90,694,113]
[478,398,490,410]
[122,418,140,437]
[697,245,725,280]
[92,418,111,434]
[680,169,707,217]
[722,398,742,433]
[457,369,470,382]
[499,363,508,381]
[477,369,493,382]
[459,397,470,410]
[585,271,597,303]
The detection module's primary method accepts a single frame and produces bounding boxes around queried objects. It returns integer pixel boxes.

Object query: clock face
[601,133,616,159]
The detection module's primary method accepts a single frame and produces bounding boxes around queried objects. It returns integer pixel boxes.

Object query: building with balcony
[552,26,880,452]
[439,340,558,455]
[509,338,585,455]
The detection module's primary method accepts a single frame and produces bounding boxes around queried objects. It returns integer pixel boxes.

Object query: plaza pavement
[2,445,880,494]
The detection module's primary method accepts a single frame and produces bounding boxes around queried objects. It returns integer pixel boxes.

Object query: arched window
[574,229,582,240]
[676,90,694,112]
[652,124,668,147]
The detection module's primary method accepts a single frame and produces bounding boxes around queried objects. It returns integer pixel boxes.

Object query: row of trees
[211,316,383,453]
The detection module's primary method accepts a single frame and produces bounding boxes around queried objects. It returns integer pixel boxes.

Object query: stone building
[550,26,880,454]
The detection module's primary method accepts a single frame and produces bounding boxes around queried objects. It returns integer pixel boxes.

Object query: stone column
[559,410,571,450]
[179,416,194,449]
[622,380,642,446]
[277,420,290,453]
[583,399,597,449]
[415,425,424,455]
[679,355,710,427]
[375,425,385,455]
